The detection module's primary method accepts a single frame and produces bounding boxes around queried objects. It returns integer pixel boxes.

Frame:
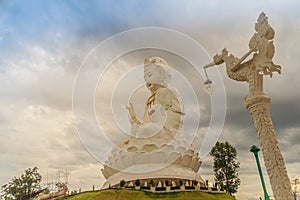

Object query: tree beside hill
[1,167,42,200]
[210,141,240,196]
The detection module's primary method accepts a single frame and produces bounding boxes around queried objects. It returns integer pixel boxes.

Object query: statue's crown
[144,57,169,68]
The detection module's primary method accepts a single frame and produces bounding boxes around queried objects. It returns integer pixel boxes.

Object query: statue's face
[144,65,162,83]
[144,65,163,92]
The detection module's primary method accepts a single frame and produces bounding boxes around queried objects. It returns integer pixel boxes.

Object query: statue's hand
[127,102,137,122]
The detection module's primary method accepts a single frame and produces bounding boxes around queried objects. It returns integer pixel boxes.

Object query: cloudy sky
[1,0,300,199]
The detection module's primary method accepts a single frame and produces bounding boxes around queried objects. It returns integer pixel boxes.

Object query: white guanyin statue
[101,57,203,188]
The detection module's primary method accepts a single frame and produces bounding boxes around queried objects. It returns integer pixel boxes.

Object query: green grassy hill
[61,189,235,200]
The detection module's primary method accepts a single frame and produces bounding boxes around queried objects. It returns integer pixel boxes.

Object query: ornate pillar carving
[246,94,294,199]
[204,12,294,199]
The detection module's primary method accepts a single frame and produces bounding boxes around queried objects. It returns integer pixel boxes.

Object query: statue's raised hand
[126,102,137,122]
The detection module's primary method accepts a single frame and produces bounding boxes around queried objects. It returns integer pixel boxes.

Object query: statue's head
[144,57,170,91]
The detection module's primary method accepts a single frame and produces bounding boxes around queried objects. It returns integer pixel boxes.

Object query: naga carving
[203,12,294,200]
[211,12,281,94]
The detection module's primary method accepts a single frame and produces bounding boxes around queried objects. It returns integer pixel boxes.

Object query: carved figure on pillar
[203,12,294,200]
[212,12,281,95]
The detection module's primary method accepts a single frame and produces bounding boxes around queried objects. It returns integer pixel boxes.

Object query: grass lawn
[61,189,235,200]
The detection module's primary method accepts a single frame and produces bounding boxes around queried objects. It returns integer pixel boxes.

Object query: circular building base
[102,163,204,189]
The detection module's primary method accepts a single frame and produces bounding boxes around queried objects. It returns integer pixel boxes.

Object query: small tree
[1,167,42,200]
[210,141,241,195]
[164,180,169,187]
[135,179,141,187]
[149,179,154,187]
[179,180,183,186]
[193,180,198,186]
[120,179,125,187]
